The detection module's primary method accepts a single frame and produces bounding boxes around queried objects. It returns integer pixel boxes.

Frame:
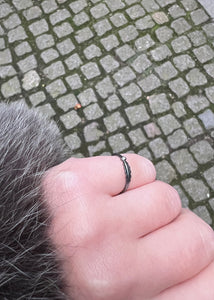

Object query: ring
[113,154,132,194]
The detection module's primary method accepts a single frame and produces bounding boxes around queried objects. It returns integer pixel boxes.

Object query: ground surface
[0,0,214,227]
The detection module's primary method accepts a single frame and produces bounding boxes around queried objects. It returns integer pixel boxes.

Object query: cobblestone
[171,17,191,34]
[170,149,198,175]
[171,35,192,53]
[155,26,174,43]
[148,93,170,114]
[3,14,21,29]
[113,66,136,87]
[1,76,21,98]
[183,117,203,137]
[119,83,142,104]
[167,129,188,149]
[158,114,181,135]
[190,8,209,25]
[104,112,126,132]
[57,94,77,112]
[83,122,103,142]
[169,78,190,97]
[125,104,149,125]
[173,54,195,71]
[156,160,177,183]
[149,138,169,158]
[29,91,46,107]
[155,61,178,81]
[60,110,81,129]
[150,45,172,61]
[128,128,147,146]
[193,45,214,63]
[64,133,81,151]
[186,95,209,113]
[100,55,119,73]
[199,109,214,130]
[108,133,130,153]
[204,167,214,190]
[56,39,75,55]
[105,94,121,111]
[83,103,103,120]
[131,54,152,73]
[190,140,214,164]
[22,70,41,91]
[81,62,101,79]
[138,74,161,92]
[1,0,214,226]
[8,26,27,43]
[182,178,210,202]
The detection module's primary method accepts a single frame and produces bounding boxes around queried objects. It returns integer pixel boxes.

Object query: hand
[43,154,214,300]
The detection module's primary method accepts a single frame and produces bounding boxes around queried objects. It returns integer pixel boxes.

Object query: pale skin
[43,154,214,300]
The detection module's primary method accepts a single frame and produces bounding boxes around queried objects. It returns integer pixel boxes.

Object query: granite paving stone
[205,86,214,103]
[169,78,190,97]
[186,95,209,113]
[170,149,198,175]
[84,122,104,142]
[65,54,83,71]
[81,62,101,80]
[198,109,214,129]
[104,112,126,132]
[57,94,78,112]
[56,39,75,55]
[190,140,214,164]
[155,61,178,81]
[43,61,65,80]
[135,15,155,30]
[125,104,149,125]
[1,0,214,226]
[141,0,160,12]
[113,66,136,87]
[183,117,203,137]
[172,102,187,118]
[144,122,161,138]
[150,45,172,61]
[138,74,161,92]
[193,45,214,63]
[171,35,192,53]
[93,19,112,36]
[119,83,142,104]
[60,110,81,129]
[167,129,188,149]
[23,6,42,20]
[78,88,97,106]
[83,103,104,120]
[158,114,181,135]
[182,178,210,202]
[156,160,177,183]
[148,93,170,114]
[100,55,119,73]
[155,26,174,43]
[204,167,214,190]
[64,133,81,151]
[29,91,46,107]
[149,138,169,158]
[108,133,130,153]
[173,54,195,71]
[188,30,207,46]
[131,54,152,73]
[128,128,147,146]
[105,94,121,111]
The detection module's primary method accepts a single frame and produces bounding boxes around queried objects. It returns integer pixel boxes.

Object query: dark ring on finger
[112,154,132,194]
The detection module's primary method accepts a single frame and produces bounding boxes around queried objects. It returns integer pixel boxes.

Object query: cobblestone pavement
[0,0,214,227]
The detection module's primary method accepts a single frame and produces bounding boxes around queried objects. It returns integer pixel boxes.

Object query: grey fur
[0,102,70,299]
